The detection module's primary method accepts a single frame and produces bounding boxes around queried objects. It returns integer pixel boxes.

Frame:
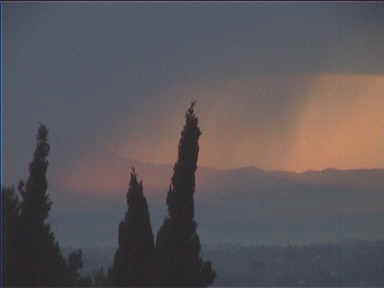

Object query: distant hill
[47,151,384,248]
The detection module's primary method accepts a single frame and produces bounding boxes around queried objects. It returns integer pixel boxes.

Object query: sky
[5,2,384,187]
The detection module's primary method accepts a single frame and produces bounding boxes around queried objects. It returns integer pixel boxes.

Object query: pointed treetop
[127,166,144,206]
[185,101,199,130]
[176,101,202,165]
[37,122,48,142]
[33,123,50,161]
[188,100,196,113]
[129,166,143,187]
[130,166,136,178]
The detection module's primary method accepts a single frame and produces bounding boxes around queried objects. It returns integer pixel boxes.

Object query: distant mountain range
[46,151,384,248]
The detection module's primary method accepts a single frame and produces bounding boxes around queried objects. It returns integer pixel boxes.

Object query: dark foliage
[91,266,109,286]
[110,168,155,286]
[67,249,85,285]
[78,275,93,287]
[3,186,21,285]
[10,124,71,286]
[156,102,216,287]
[5,110,217,286]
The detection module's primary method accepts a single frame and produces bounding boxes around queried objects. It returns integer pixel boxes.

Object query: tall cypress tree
[17,124,69,286]
[111,168,155,286]
[156,102,216,287]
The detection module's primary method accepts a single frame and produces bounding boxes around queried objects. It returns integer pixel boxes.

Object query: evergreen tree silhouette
[3,186,21,285]
[111,168,155,286]
[156,102,216,287]
[17,124,69,286]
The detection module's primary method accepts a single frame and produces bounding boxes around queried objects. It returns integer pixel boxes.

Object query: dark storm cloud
[5,3,384,183]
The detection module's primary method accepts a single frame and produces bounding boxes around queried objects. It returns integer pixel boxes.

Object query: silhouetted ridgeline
[49,166,384,247]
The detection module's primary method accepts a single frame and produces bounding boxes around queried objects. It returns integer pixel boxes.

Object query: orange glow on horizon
[289,74,384,172]
[118,73,384,172]
[58,73,384,194]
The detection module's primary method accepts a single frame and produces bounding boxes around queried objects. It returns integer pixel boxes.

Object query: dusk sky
[5,3,384,187]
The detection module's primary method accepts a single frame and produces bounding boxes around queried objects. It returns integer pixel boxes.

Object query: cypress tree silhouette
[3,186,21,286]
[17,124,69,286]
[111,168,155,286]
[156,102,216,287]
